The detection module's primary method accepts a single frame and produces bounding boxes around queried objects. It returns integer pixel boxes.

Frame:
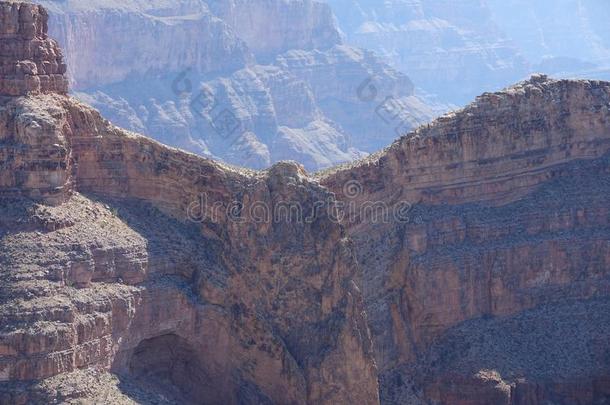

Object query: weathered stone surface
[0,3,379,403]
[3,2,610,405]
[321,75,610,403]
[0,95,380,403]
[0,1,68,96]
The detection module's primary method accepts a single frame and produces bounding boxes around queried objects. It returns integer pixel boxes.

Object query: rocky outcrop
[320,75,610,403]
[0,4,379,403]
[324,74,610,206]
[0,95,380,403]
[0,1,68,96]
[3,2,610,405]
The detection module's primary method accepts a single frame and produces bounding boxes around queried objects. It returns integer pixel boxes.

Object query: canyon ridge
[1,2,610,405]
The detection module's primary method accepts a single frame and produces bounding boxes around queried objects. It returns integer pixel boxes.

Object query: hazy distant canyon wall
[36,0,444,171]
[326,0,610,103]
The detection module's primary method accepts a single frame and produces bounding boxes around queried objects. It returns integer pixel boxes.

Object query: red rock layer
[0,2,379,404]
[321,75,610,403]
[0,1,68,96]
[2,1,610,404]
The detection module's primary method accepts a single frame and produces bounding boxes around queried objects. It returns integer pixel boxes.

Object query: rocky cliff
[2,2,610,405]
[320,74,610,403]
[0,3,379,403]
[35,0,445,171]
[0,1,68,96]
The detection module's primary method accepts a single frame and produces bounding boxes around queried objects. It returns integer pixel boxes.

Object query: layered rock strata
[2,2,610,405]
[0,3,379,403]
[0,1,68,96]
[321,75,610,403]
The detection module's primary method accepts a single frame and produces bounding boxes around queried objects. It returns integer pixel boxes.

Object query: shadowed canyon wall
[0,3,379,403]
[1,2,610,405]
[321,74,610,403]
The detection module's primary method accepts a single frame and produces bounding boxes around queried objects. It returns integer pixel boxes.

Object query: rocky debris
[0,1,68,96]
[421,297,610,404]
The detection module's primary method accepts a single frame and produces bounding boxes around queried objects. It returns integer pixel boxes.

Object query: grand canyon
[1,1,610,404]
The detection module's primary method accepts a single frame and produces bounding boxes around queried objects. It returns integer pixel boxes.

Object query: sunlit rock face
[3,2,610,405]
[321,75,610,404]
[0,2,68,96]
[32,0,444,171]
[0,4,380,404]
[0,1,70,203]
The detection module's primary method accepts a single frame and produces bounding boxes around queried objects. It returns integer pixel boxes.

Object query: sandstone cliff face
[3,3,610,405]
[0,2,68,96]
[0,3,379,404]
[320,75,610,403]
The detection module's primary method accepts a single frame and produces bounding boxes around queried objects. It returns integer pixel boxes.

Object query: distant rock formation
[487,0,610,68]
[34,0,446,171]
[206,0,342,58]
[325,0,529,104]
[325,0,610,104]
